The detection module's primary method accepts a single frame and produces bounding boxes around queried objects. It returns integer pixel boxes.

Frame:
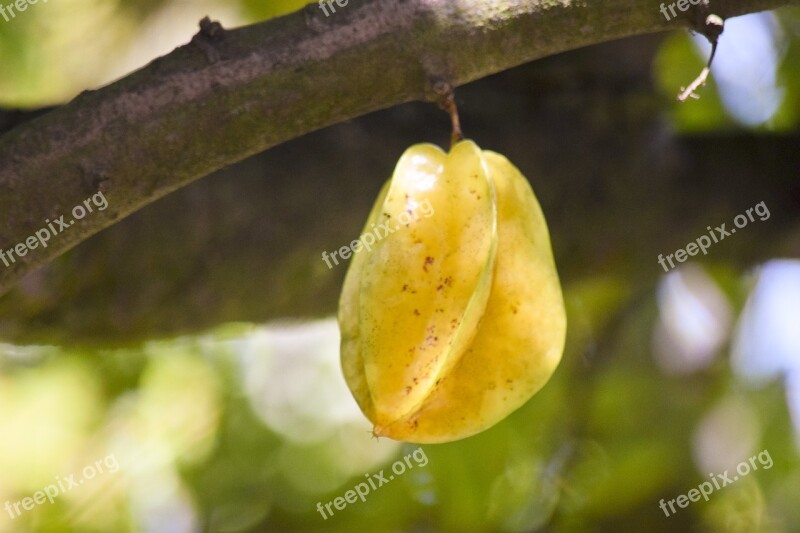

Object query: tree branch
[0,0,796,295]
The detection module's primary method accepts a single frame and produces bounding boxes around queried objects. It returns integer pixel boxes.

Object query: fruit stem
[433,82,463,147]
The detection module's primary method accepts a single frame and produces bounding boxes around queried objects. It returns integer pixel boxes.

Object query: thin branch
[0,0,796,295]
[678,13,725,101]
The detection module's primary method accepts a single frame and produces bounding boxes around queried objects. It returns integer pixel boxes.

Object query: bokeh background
[1,1,800,531]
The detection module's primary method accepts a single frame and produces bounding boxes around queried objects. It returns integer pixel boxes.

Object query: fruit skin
[339,140,566,444]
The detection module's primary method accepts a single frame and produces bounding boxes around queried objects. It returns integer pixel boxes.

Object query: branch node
[192,16,225,63]
[199,16,225,41]
[78,163,112,196]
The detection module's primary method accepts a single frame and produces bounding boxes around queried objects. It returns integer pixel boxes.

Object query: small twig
[433,82,463,147]
[678,13,724,102]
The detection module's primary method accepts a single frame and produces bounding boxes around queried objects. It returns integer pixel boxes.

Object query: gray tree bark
[0,1,798,345]
[0,0,796,295]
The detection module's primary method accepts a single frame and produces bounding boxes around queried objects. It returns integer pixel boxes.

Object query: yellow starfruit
[339,140,566,443]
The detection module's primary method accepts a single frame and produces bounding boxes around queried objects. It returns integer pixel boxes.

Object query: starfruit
[339,140,566,444]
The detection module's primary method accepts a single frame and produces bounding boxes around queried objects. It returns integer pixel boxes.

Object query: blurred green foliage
[0,264,799,532]
[239,0,308,22]
[0,0,307,106]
